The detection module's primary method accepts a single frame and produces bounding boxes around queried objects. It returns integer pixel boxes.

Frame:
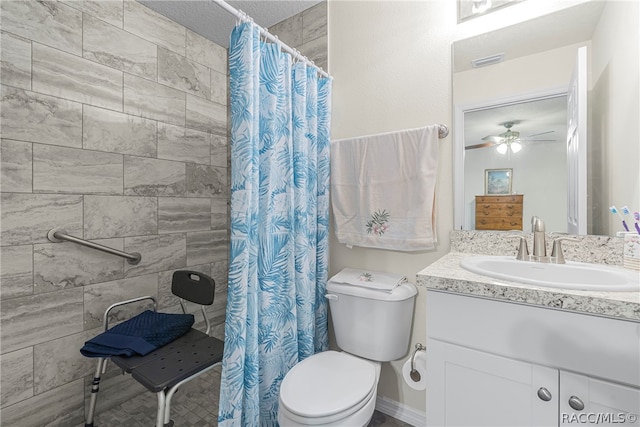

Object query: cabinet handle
[537,387,552,401]
[568,396,585,411]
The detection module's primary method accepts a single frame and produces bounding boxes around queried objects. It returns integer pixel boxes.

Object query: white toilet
[278,277,418,426]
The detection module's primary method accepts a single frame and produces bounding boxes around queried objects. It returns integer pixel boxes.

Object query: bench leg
[156,391,166,427]
[85,357,106,427]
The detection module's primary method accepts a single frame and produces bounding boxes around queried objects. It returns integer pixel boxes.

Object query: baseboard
[375,395,426,427]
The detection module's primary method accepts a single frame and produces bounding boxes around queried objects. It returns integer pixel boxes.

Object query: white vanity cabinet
[426,290,640,427]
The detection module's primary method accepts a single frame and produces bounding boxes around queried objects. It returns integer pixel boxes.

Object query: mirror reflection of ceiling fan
[465,121,556,154]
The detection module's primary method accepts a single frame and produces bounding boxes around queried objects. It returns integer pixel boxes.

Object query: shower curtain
[218,22,332,426]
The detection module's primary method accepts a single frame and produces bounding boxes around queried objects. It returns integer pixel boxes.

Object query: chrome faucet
[531,216,547,260]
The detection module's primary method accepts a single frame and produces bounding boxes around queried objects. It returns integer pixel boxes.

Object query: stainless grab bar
[47,228,142,265]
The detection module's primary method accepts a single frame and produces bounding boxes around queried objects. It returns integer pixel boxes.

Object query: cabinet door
[560,371,640,426]
[427,339,558,426]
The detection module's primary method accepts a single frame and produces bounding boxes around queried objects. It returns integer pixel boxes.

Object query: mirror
[453,1,640,236]
[463,95,568,232]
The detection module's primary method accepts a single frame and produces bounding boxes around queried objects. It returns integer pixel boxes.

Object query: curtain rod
[212,0,332,79]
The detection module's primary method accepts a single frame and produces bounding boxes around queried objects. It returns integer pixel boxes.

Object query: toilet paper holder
[410,343,426,382]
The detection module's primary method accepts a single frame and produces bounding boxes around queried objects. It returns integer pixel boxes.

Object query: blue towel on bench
[81,310,195,358]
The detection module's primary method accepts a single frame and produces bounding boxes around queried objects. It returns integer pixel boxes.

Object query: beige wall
[328,0,455,412]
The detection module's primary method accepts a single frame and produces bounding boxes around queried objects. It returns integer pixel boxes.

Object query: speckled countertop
[417,252,640,322]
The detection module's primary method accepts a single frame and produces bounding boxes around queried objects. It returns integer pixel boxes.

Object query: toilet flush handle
[324,294,338,301]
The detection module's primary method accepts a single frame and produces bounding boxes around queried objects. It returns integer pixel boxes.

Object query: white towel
[330,268,407,292]
[330,125,439,251]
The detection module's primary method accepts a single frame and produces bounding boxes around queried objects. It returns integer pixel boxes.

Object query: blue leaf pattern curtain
[218,22,331,426]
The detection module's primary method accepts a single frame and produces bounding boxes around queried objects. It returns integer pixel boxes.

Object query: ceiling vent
[471,53,505,68]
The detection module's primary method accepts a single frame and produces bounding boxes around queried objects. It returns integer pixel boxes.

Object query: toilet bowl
[277,351,381,427]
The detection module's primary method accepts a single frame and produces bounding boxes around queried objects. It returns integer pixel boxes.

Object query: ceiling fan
[465,121,556,154]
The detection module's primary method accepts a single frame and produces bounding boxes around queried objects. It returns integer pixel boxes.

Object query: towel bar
[47,227,142,265]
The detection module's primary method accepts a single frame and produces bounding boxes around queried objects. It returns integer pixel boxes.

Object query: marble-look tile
[83,14,157,80]
[269,13,303,48]
[0,378,84,427]
[211,70,229,105]
[83,273,157,330]
[302,2,327,44]
[33,144,123,194]
[123,0,185,54]
[0,193,83,246]
[0,245,33,300]
[0,288,84,354]
[33,329,98,394]
[186,164,227,198]
[84,195,157,239]
[187,230,228,266]
[83,365,147,417]
[157,264,211,309]
[34,238,125,293]
[210,288,227,327]
[212,259,229,288]
[83,105,157,157]
[157,122,210,164]
[299,35,328,71]
[1,85,83,148]
[63,0,123,28]
[211,198,229,230]
[158,197,211,234]
[124,233,187,278]
[124,156,185,196]
[1,31,31,90]
[32,43,123,111]
[0,0,82,55]
[0,347,34,407]
[186,94,226,135]
[1,139,32,192]
[186,29,227,74]
[210,70,228,106]
[124,73,185,126]
[158,47,210,100]
[210,133,228,168]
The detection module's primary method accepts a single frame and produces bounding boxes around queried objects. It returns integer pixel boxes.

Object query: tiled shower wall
[0,1,230,425]
[268,1,328,72]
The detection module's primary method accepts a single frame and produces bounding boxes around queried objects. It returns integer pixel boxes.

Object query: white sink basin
[459,255,640,292]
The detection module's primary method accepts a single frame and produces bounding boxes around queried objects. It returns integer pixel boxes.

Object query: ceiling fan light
[510,141,522,153]
[496,143,508,154]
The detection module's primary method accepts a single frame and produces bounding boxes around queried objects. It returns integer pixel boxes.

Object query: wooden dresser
[475,195,524,230]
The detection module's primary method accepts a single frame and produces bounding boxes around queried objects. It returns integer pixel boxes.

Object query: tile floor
[86,366,413,427]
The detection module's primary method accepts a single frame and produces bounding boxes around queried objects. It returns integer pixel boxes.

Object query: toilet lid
[280,351,377,419]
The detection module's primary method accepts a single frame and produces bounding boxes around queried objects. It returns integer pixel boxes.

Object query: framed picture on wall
[485,168,512,195]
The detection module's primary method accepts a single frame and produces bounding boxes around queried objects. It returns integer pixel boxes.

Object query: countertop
[417,252,640,322]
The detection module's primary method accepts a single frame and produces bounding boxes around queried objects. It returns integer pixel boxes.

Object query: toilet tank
[326,281,417,362]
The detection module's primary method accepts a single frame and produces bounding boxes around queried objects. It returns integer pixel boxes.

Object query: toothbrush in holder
[634,211,640,235]
[610,206,630,232]
[621,206,639,235]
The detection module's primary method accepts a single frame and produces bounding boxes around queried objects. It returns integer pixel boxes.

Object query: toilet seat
[279,351,378,425]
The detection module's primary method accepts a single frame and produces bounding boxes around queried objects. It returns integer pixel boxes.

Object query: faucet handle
[506,234,530,261]
[531,216,546,232]
[550,236,580,264]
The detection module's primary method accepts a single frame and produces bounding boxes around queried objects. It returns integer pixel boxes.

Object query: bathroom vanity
[418,244,640,426]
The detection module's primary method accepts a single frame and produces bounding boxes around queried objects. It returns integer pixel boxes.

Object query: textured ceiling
[140,0,323,48]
